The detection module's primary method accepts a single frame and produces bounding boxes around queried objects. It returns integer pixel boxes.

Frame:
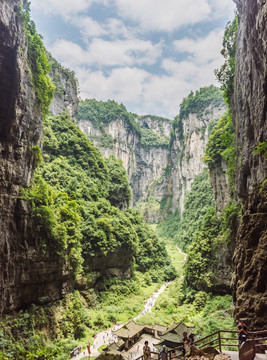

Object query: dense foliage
[205,15,239,188]
[77,99,140,134]
[18,0,54,114]
[159,169,215,250]
[138,278,234,337]
[104,156,132,209]
[179,85,224,120]
[184,207,222,292]
[215,15,238,106]
[170,85,224,144]
[35,113,173,276]
[140,128,169,147]
[78,99,171,148]
[46,51,78,96]
[203,112,236,185]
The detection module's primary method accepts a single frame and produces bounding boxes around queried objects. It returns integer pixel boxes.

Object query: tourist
[160,345,168,360]
[182,332,189,356]
[143,341,151,360]
[189,334,194,346]
[237,319,248,348]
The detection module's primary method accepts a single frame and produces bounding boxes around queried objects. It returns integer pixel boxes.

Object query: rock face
[209,160,231,213]
[79,102,227,222]
[0,0,75,313]
[170,104,226,213]
[79,115,171,210]
[48,54,79,119]
[232,0,267,329]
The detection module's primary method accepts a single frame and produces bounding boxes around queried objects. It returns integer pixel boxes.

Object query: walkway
[73,281,172,360]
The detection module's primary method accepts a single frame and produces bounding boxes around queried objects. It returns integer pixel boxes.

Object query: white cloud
[70,16,134,41]
[30,1,235,118]
[77,67,150,103]
[30,0,96,16]
[173,28,224,64]
[70,16,106,38]
[209,0,236,18]
[113,0,211,32]
[49,38,162,68]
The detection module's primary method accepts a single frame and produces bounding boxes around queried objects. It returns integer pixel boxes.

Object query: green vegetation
[179,85,224,120]
[136,278,234,336]
[78,99,141,134]
[140,128,169,148]
[104,156,131,209]
[18,0,54,114]
[253,142,267,159]
[4,108,177,359]
[170,85,225,145]
[78,99,171,148]
[215,15,238,107]
[159,169,215,251]
[22,175,83,275]
[203,112,236,186]
[184,207,221,292]
[0,272,171,359]
[46,51,79,96]
[158,167,241,294]
[32,113,174,276]
[204,15,239,189]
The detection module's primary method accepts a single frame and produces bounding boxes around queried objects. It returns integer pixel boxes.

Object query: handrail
[134,329,267,360]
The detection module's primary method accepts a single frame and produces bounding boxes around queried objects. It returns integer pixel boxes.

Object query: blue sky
[30,0,236,119]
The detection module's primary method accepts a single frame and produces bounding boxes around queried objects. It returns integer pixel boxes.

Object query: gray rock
[232,0,267,328]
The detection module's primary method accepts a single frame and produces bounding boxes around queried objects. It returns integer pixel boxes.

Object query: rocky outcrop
[209,160,231,213]
[170,104,226,212]
[79,247,132,290]
[0,0,74,313]
[48,53,79,119]
[79,115,171,209]
[232,0,267,329]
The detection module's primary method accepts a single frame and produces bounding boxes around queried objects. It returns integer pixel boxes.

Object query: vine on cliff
[215,15,238,107]
[18,0,54,115]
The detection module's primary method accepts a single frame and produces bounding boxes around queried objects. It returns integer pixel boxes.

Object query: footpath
[73,281,172,360]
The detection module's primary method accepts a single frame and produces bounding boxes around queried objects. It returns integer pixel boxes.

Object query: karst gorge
[0,0,266,359]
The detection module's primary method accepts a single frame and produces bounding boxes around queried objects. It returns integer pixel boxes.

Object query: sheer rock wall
[170,104,226,213]
[79,116,171,207]
[0,0,74,313]
[232,0,267,328]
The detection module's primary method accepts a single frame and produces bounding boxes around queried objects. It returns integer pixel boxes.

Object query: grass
[136,227,235,339]
[149,224,186,274]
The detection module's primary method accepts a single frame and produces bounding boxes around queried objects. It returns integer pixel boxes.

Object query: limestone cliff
[232,0,267,329]
[78,107,172,211]
[47,53,79,119]
[0,0,74,313]
[78,92,226,222]
[170,102,226,213]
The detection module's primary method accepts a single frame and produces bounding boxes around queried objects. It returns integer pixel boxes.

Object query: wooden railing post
[252,333,255,353]
[218,331,222,353]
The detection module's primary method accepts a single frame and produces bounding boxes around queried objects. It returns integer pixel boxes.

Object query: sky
[30,0,236,119]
